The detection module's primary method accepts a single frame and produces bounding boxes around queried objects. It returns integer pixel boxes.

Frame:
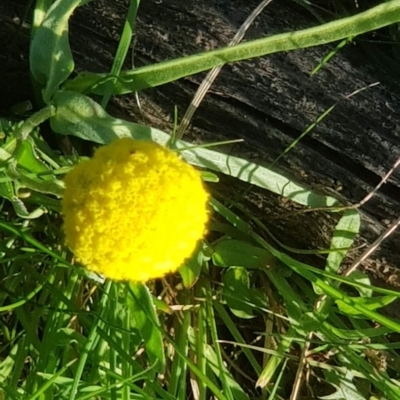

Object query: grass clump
[0,1,400,399]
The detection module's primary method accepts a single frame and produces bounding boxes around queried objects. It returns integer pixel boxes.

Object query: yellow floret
[62,138,209,282]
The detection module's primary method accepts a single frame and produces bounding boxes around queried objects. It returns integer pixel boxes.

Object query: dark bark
[1,0,400,288]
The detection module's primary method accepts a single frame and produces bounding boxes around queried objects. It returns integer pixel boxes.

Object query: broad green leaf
[223,267,256,319]
[325,210,361,274]
[201,170,219,182]
[213,239,276,268]
[50,90,144,144]
[222,267,269,319]
[0,172,15,201]
[336,295,398,317]
[320,370,366,400]
[348,270,372,298]
[64,1,400,94]
[179,246,207,289]
[0,339,20,380]
[30,0,90,103]
[314,209,360,295]
[13,139,50,175]
[51,91,339,207]
[0,170,45,218]
[127,282,166,373]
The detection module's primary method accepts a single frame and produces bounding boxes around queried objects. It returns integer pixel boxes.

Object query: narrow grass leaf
[223,267,260,319]
[27,358,77,400]
[68,280,113,400]
[203,345,249,400]
[205,286,236,400]
[288,263,400,333]
[256,327,296,388]
[213,301,261,374]
[0,340,20,381]
[312,37,353,75]
[267,359,288,400]
[127,282,166,373]
[101,0,140,108]
[168,311,190,398]
[325,210,361,274]
[179,246,206,289]
[336,295,398,317]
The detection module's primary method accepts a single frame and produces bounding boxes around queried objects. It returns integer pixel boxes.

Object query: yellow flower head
[62,138,209,282]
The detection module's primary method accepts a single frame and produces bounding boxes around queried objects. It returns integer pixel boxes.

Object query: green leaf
[54,328,87,348]
[127,282,166,373]
[348,271,372,298]
[320,370,366,400]
[336,295,398,317]
[30,0,90,103]
[222,267,268,319]
[179,246,208,289]
[0,339,20,381]
[325,210,361,274]
[203,342,250,400]
[201,170,219,182]
[0,172,15,201]
[14,139,50,175]
[50,90,147,143]
[301,311,323,332]
[51,91,339,207]
[314,209,360,295]
[223,267,255,319]
[65,1,400,94]
[213,239,275,269]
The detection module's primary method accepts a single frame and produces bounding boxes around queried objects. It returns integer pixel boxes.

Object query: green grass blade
[127,282,166,373]
[256,328,295,388]
[204,285,235,400]
[168,310,190,398]
[312,36,353,75]
[68,280,113,400]
[213,301,262,375]
[27,359,78,400]
[325,210,361,274]
[290,264,400,333]
[101,0,140,108]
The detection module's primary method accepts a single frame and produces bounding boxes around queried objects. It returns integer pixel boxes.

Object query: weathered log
[1,0,400,287]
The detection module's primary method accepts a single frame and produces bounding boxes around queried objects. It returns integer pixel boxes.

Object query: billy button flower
[62,138,209,282]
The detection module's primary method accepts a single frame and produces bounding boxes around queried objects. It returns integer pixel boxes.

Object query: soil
[1,0,400,299]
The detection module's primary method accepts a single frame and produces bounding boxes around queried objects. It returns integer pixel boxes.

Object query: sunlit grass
[1,0,400,399]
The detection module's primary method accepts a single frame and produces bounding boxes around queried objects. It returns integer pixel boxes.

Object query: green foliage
[30,0,90,103]
[127,283,166,373]
[1,0,400,399]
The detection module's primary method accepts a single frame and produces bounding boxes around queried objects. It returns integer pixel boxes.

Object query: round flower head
[62,138,209,282]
